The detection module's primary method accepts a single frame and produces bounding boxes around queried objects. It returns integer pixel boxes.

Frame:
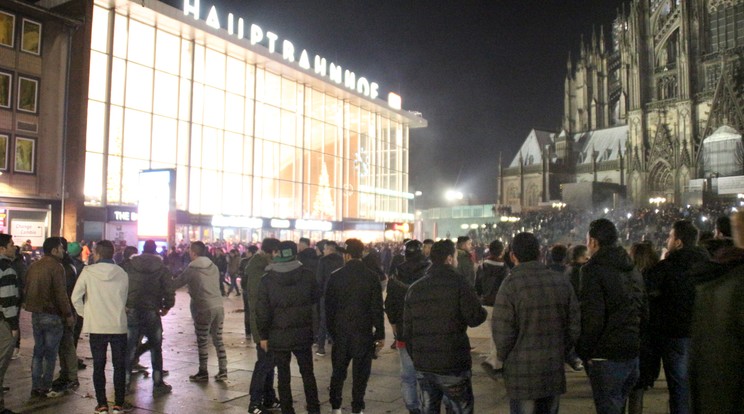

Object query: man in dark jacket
[475,239,509,378]
[315,241,344,356]
[256,241,320,414]
[121,240,175,395]
[403,239,487,413]
[326,239,385,414]
[297,238,318,276]
[456,236,475,285]
[645,220,708,414]
[493,233,580,412]
[578,218,646,414]
[385,239,430,414]
[689,211,744,414]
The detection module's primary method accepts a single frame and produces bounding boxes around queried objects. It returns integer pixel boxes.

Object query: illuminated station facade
[0,0,426,246]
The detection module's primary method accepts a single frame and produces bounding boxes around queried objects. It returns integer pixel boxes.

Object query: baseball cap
[67,242,82,257]
[339,239,364,257]
[275,240,298,262]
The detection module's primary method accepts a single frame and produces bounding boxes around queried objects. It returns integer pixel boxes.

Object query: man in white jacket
[71,240,131,414]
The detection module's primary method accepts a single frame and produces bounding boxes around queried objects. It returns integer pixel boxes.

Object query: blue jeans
[658,337,690,414]
[125,309,164,385]
[399,346,421,411]
[509,396,560,414]
[585,358,639,414]
[417,370,474,414]
[31,313,64,391]
[249,345,277,406]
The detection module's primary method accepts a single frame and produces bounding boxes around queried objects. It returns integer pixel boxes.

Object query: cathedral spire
[580,34,586,58]
[599,25,605,54]
[567,51,573,73]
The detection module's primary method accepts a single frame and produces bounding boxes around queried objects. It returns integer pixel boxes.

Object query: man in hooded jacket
[256,240,320,414]
[121,240,175,395]
[171,241,227,383]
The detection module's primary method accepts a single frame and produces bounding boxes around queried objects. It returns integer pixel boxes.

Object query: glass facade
[84,2,418,224]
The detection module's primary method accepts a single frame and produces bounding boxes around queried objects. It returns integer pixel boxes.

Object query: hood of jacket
[666,246,710,266]
[130,253,165,273]
[397,257,431,285]
[589,245,635,273]
[85,262,123,281]
[266,260,304,285]
[189,256,216,270]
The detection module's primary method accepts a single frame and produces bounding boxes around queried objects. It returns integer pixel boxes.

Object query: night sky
[167,0,626,207]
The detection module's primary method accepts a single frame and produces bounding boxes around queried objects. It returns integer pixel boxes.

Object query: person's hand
[260,340,268,351]
[11,330,18,339]
[159,308,170,317]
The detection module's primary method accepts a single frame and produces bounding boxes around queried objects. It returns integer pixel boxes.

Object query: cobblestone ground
[5,289,672,413]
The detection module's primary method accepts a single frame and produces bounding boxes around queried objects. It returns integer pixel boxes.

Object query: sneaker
[214,370,228,382]
[51,377,69,389]
[262,399,281,409]
[30,388,48,398]
[45,389,65,398]
[315,348,326,356]
[10,348,19,360]
[189,370,209,382]
[162,369,170,376]
[94,405,109,414]
[131,362,148,373]
[570,359,584,372]
[153,381,172,395]
[248,404,266,414]
[111,402,133,413]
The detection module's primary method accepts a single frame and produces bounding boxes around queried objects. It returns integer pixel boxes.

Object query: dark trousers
[242,289,251,337]
[90,333,127,407]
[57,320,78,382]
[329,338,373,413]
[125,309,164,385]
[248,346,277,406]
[274,347,320,414]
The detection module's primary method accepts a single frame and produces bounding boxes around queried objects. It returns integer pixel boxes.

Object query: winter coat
[325,259,385,351]
[385,254,430,331]
[297,248,319,276]
[564,265,582,296]
[493,261,580,400]
[171,256,223,313]
[403,263,487,374]
[316,253,343,293]
[456,249,475,285]
[255,260,318,351]
[23,255,73,318]
[227,254,241,275]
[689,247,744,414]
[645,246,709,338]
[71,261,128,334]
[121,253,175,311]
[475,259,509,306]
[245,252,272,343]
[577,245,646,361]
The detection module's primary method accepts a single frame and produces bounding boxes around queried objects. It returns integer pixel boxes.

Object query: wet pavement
[5,288,673,413]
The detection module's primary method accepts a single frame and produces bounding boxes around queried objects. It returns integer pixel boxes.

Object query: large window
[85,4,412,222]
[710,3,744,53]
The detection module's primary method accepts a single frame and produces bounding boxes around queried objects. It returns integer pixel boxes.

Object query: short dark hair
[123,245,138,260]
[43,237,64,256]
[456,236,470,247]
[430,239,455,265]
[568,244,588,264]
[511,233,540,262]
[0,234,12,249]
[247,245,259,254]
[549,244,568,264]
[299,237,310,246]
[325,241,338,251]
[190,241,207,257]
[96,240,115,259]
[589,218,619,247]
[261,238,280,254]
[716,216,732,238]
[488,240,504,258]
[673,220,699,248]
[423,239,434,245]
[143,240,157,254]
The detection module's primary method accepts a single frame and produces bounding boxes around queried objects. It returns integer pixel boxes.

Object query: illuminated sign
[386,222,412,233]
[0,209,6,229]
[138,170,174,239]
[294,219,332,232]
[211,215,264,228]
[183,0,386,101]
[270,219,291,229]
[108,209,138,222]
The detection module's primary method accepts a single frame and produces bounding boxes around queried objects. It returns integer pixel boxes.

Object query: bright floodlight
[414,190,423,196]
[445,190,463,201]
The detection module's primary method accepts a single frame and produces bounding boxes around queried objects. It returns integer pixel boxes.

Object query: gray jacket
[172,256,223,312]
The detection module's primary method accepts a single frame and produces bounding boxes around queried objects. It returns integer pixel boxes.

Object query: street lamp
[445,189,463,202]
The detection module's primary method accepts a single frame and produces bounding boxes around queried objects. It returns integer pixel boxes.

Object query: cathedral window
[709,3,744,53]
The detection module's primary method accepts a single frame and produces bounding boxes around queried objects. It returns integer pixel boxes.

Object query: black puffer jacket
[385,254,430,335]
[403,263,487,374]
[316,253,343,293]
[577,245,647,361]
[474,259,509,306]
[325,260,385,347]
[122,253,175,311]
[645,246,709,338]
[297,248,319,276]
[256,261,319,351]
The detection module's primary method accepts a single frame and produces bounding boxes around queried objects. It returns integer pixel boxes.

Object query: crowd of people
[0,204,740,414]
